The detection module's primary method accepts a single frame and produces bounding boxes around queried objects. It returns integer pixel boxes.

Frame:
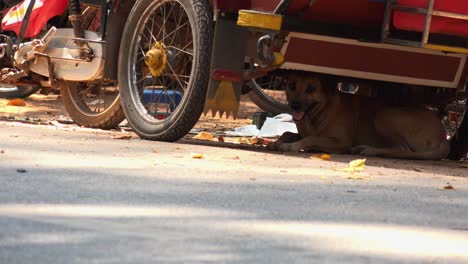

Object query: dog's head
[286,75,327,122]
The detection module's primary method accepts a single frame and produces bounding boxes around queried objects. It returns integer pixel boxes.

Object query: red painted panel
[285,37,459,82]
[214,0,250,12]
[283,0,309,15]
[250,0,281,12]
[394,0,468,37]
[286,0,385,27]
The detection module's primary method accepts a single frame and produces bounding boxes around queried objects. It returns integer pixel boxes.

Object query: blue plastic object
[142,89,182,111]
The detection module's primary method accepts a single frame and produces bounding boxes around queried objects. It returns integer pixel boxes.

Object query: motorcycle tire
[247,79,291,115]
[60,81,125,129]
[448,104,468,160]
[0,84,39,99]
[118,0,212,141]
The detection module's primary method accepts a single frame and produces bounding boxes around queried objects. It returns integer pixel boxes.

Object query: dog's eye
[306,85,316,93]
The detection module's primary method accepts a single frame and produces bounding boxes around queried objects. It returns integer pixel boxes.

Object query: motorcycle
[0,0,126,129]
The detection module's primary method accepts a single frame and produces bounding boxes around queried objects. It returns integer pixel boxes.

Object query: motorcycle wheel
[59,81,125,129]
[0,83,39,99]
[448,102,468,160]
[247,75,291,115]
[118,0,212,141]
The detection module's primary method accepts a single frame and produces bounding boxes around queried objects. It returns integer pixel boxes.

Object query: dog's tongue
[293,111,305,121]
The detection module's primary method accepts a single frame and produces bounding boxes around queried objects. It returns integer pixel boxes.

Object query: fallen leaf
[440,184,455,190]
[459,164,468,168]
[218,136,225,142]
[152,150,159,154]
[251,137,272,145]
[191,153,204,159]
[193,131,214,141]
[113,135,132,140]
[413,168,423,172]
[16,168,27,173]
[7,99,26,107]
[335,159,366,173]
[237,137,252,144]
[310,154,331,161]
[344,174,366,180]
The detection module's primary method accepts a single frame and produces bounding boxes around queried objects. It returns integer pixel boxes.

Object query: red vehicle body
[211,0,468,90]
[1,0,68,38]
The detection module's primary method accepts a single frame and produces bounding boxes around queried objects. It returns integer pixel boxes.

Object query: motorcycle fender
[103,0,136,81]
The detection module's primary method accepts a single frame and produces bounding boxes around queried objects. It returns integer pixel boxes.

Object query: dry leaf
[237,137,252,144]
[113,135,132,140]
[251,137,272,145]
[335,159,366,173]
[193,131,214,141]
[218,135,225,142]
[310,154,331,161]
[191,153,204,159]
[440,184,455,190]
[459,164,468,168]
[7,99,26,107]
[345,174,365,180]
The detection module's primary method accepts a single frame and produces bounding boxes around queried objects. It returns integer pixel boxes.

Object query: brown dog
[268,75,450,160]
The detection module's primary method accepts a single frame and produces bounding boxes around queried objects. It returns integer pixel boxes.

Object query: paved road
[0,121,467,264]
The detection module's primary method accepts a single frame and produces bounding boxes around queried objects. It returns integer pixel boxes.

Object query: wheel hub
[145,42,167,77]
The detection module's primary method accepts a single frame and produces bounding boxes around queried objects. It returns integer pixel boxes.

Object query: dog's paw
[277,142,303,152]
[351,145,378,156]
[266,142,279,151]
[350,145,367,154]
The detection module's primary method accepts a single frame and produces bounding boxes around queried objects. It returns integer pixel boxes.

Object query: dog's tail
[383,140,450,160]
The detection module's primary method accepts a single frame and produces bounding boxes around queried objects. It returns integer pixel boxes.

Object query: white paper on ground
[225,114,297,137]
[224,125,260,137]
[258,115,297,137]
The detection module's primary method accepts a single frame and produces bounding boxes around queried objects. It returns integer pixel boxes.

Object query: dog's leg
[352,143,450,160]
[275,136,350,153]
[267,132,302,151]
[355,109,451,160]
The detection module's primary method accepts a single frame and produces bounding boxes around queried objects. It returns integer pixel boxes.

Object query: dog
[268,74,450,160]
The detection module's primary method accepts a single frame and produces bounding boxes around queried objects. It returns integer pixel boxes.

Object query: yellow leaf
[237,137,252,144]
[310,154,331,161]
[193,131,214,141]
[191,153,204,159]
[335,159,366,173]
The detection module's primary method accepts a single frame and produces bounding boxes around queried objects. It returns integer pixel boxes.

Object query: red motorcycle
[0,0,130,129]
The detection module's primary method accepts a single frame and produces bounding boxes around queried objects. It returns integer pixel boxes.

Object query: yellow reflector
[424,44,468,54]
[237,10,282,31]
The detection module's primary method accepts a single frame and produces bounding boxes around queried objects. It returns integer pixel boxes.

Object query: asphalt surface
[0,121,467,264]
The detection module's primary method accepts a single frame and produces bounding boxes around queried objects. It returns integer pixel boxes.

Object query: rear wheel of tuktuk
[118,0,212,141]
[448,103,468,160]
[60,81,125,129]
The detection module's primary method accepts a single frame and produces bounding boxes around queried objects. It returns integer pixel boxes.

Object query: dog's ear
[319,75,337,96]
